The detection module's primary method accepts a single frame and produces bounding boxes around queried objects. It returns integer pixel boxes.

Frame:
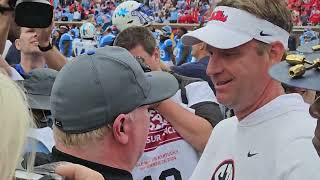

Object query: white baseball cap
[182,6,290,49]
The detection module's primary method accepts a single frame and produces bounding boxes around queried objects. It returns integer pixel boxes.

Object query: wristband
[38,42,53,52]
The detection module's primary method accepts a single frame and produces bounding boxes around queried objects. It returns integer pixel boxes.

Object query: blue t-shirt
[61,12,69,20]
[159,39,173,62]
[13,63,26,77]
[59,33,73,57]
[170,10,178,21]
[13,63,48,78]
[99,34,115,47]
[67,12,73,21]
[70,28,80,38]
[175,39,192,65]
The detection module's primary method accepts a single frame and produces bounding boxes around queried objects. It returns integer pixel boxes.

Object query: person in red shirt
[178,12,188,23]
[191,7,199,23]
[309,10,320,25]
[69,3,75,13]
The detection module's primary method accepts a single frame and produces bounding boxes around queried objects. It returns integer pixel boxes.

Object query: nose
[206,54,223,77]
[33,32,38,38]
[30,29,38,38]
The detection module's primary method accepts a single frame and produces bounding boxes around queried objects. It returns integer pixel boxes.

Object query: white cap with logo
[182,6,290,49]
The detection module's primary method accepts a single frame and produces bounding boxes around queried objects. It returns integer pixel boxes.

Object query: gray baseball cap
[24,68,58,110]
[51,46,179,134]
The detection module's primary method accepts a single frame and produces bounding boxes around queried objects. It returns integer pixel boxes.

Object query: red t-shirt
[69,4,75,13]
[191,9,199,23]
[186,14,194,23]
[309,13,320,25]
[178,15,188,23]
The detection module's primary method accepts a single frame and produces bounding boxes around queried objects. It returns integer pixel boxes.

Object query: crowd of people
[0,0,320,180]
[53,0,320,26]
[53,0,214,24]
[288,0,320,25]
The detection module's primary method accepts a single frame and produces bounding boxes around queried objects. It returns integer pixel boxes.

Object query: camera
[15,162,67,180]
[10,0,53,28]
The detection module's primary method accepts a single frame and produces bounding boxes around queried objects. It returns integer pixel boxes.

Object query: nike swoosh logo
[247,152,259,157]
[260,31,272,36]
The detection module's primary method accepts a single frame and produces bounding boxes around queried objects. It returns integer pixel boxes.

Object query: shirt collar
[51,147,133,180]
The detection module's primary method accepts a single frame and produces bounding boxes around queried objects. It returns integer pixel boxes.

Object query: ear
[153,48,161,63]
[269,41,285,64]
[15,39,21,51]
[112,114,129,145]
[200,43,206,50]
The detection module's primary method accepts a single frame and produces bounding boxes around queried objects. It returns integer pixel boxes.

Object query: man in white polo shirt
[182,0,320,179]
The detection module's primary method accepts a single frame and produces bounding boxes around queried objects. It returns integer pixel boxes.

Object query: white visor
[182,6,290,49]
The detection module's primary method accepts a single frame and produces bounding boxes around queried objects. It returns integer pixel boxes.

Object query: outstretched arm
[0,0,12,54]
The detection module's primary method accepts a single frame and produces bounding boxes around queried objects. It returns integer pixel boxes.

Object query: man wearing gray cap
[48,46,178,180]
[181,0,320,179]
[23,68,57,155]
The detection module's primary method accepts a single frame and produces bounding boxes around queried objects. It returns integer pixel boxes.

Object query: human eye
[221,51,238,58]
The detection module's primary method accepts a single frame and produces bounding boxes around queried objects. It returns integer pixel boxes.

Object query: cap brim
[28,94,51,110]
[182,23,252,49]
[269,61,320,91]
[142,71,179,105]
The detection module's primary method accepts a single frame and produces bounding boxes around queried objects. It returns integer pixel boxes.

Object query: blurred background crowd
[53,0,214,24]
[52,0,320,26]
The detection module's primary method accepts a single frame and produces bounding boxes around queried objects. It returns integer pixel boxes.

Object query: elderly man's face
[127,105,150,162]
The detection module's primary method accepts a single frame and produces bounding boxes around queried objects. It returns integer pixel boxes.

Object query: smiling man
[13,27,46,77]
[182,0,320,179]
[12,26,67,78]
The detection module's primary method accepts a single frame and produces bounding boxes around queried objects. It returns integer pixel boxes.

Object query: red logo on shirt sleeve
[209,11,228,22]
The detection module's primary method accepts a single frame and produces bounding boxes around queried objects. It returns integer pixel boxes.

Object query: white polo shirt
[190,93,320,180]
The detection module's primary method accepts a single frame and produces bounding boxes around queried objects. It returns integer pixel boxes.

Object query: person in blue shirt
[299,28,319,45]
[99,24,115,47]
[61,9,69,21]
[159,25,175,65]
[13,27,67,77]
[99,34,115,47]
[171,42,215,92]
[13,27,48,77]
[70,25,80,39]
[99,25,115,47]
[59,26,73,58]
[169,8,179,23]
[23,68,57,155]
[174,27,192,66]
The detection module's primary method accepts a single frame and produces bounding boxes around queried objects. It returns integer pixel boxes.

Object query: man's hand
[55,164,104,180]
[0,0,12,54]
[35,21,54,47]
